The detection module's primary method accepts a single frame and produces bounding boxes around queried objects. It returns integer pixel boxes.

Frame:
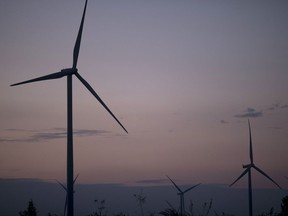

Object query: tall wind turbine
[10,1,128,216]
[166,175,200,216]
[229,120,281,216]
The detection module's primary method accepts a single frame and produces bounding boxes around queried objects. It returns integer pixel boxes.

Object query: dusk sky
[1,0,288,191]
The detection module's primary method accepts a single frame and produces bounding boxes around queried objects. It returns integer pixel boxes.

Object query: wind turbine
[10,1,128,216]
[229,120,281,216]
[55,174,79,216]
[166,175,200,216]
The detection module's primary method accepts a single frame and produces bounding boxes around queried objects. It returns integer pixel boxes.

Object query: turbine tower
[229,120,281,216]
[166,175,200,216]
[10,1,128,216]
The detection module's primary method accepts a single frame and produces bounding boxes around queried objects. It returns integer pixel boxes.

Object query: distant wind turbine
[229,120,281,216]
[10,1,128,216]
[55,174,79,216]
[166,175,200,216]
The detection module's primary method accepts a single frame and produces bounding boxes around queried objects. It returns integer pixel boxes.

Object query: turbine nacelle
[242,164,252,169]
[61,68,78,75]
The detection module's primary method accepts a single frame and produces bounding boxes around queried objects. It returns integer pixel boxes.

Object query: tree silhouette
[159,208,179,216]
[279,196,288,216]
[257,208,275,216]
[19,200,37,216]
[88,199,107,216]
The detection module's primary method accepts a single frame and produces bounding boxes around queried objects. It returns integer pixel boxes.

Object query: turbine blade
[182,194,185,213]
[166,175,183,193]
[166,200,176,210]
[73,0,88,69]
[64,194,67,216]
[10,71,64,86]
[253,165,282,189]
[248,119,254,164]
[229,168,249,187]
[75,72,128,133]
[73,173,79,184]
[183,183,201,194]
[55,179,67,191]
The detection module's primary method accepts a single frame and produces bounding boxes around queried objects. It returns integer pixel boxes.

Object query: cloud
[0,138,21,143]
[0,178,44,183]
[0,128,110,143]
[5,129,37,132]
[267,103,288,111]
[74,129,109,136]
[234,107,263,118]
[135,179,168,185]
[268,126,285,130]
[33,128,109,140]
[220,120,229,124]
[268,103,278,111]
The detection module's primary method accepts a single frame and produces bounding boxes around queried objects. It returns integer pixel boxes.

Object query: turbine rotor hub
[61,68,78,75]
[242,164,251,168]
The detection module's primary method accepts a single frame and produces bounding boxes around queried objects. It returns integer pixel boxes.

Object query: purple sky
[1,0,288,190]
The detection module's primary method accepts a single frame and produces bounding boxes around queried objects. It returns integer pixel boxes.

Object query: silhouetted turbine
[166,175,200,216]
[229,120,281,216]
[10,1,127,216]
[56,174,79,216]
